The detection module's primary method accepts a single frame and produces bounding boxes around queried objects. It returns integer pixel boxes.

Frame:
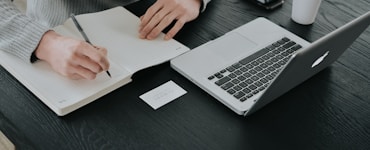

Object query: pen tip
[107,71,112,78]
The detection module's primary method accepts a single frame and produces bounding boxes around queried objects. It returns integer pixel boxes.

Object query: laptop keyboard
[208,37,302,102]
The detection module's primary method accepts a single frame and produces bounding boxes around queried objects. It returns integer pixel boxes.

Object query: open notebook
[0,6,189,116]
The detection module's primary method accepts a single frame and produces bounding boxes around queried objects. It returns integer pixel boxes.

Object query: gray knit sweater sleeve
[0,0,50,62]
[0,0,211,63]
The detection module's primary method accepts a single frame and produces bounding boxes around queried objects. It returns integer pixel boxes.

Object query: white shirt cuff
[201,0,211,12]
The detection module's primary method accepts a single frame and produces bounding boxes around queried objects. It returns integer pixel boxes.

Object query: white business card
[0,131,15,150]
[139,80,187,110]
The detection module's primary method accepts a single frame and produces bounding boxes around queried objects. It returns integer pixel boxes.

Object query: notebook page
[70,6,189,73]
[0,50,131,114]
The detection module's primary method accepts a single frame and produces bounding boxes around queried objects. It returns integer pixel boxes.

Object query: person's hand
[139,0,202,40]
[34,30,110,80]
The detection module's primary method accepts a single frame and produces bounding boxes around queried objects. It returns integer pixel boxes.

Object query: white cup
[291,0,322,25]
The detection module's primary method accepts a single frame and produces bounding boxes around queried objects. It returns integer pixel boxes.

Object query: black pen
[70,13,111,78]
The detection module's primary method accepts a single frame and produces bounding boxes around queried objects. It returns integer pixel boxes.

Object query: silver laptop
[171,11,370,116]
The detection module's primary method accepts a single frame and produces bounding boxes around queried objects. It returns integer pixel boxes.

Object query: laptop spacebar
[239,47,270,65]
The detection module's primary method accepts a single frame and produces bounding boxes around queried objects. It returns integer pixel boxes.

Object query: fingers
[60,41,109,80]
[37,31,110,80]
[70,73,85,80]
[139,1,173,40]
[69,64,98,80]
[140,9,183,40]
[164,18,185,40]
[139,0,202,40]
[74,43,110,79]
[140,1,164,30]
[81,45,109,71]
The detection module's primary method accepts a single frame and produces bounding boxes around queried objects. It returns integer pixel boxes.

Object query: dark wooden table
[1,0,369,149]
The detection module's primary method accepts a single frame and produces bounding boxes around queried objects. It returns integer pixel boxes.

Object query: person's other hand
[34,31,110,80]
[139,0,202,40]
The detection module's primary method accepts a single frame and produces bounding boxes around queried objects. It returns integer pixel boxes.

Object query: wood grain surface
[0,0,369,149]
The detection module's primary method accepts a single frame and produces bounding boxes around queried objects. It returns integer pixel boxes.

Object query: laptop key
[239,47,271,65]
[267,45,276,50]
[278,60,286,65]
[233,85,242,91]
[282,37,290,42]
[215,76,231,86]
[242,88,251,94]
[266,60,273,65]
[272,42,281,47]
[260,63,268,68]
[222,82,234,90]
[234,70,243,75]
[271,57,279,62]
[249,69,257,74]
[215,73,224,79]
[262,69,270,75]
[240,97,248,102]
[273,63,281,68]
[237,76,246,81]
[208,75,215,80]
[232,79,240,84]
[251,61,259,66]
[243,72,252,78]
[278,47,285,52]
[228,73,237,78]
[268,66,275,71]
[266,75,274,80]
[282,51,289,56]
[292,44,302,51]
[267,52,275,58]
[258,86,266,91]
[240,67,248,72]
[246,64,254,69]
[283,41,295,49]
[227,89,236,94]
[239,82,248,88]
[255,81,263,87]
[262,54,270,60]
[260,78,268,83]
[245,79,253,84]
[287,48,295,54]
[251,76,259,81]
[257,73,265,78]
[277,39,287,44]
[234,91,245,99]
[249,85,257,90]
[232,63,242,69]
[257,57,264,63]
[226,66,236,72]
[276,54,283,59]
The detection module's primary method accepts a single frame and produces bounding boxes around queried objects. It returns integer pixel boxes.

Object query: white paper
[140,81,187,110]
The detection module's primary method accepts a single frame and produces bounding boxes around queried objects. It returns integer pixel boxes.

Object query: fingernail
[148,34,155,40]
[139,33,145,39]
[164,35,171,40]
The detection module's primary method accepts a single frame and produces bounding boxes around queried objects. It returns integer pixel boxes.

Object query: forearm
[0,0,49,62]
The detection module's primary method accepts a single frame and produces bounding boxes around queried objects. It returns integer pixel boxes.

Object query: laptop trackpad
[209,33,257,61]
